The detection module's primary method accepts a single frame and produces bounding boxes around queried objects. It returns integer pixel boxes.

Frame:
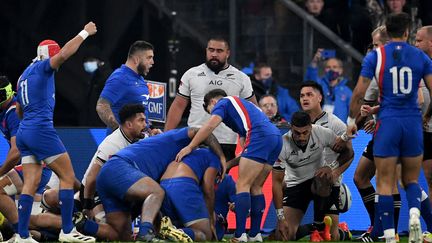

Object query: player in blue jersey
[75,127,224,241]
[160,148,221,242]
[347,13,432,243]
[176,89,283,242]
[214,174,236,241]
[96,40,154,135]
[15,22,97,243]
[0,76,52,242]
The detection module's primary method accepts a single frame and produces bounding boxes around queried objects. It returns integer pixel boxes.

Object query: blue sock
[83,219,99,236]
[139,222,153,236]
[59,189,74,234]
[18,194,34,238]
[406,183,421,210]
[371,198,383,238]
[13,223,18,233]
[182,228,195,240]
[420,190,432,232]
[378,195,394,231]
[234,192,251,238]
[249,194,265,237]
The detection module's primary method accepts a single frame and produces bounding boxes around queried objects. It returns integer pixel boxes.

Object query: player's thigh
[283,206,305,238]
[250,164,272,195]
[0,169,23,195]
[105,211,133,241]
[237,157,265,189]
[47,152,75,182]
[354,155,375,187]
[374,156,398,194]
[125,176,163,201]
[401,155,423,185]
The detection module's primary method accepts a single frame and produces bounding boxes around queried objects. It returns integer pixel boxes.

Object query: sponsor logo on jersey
[198,72,206,77]
[209,80,223,86]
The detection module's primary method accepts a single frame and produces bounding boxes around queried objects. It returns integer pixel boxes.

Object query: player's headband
[0,83,14,106]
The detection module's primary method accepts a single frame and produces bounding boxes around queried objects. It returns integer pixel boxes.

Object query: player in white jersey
[272,111,354,241]
[300,81,354,241]
[165,36,257,161]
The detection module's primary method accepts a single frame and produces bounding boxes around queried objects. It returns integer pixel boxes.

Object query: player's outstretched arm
[96,97,119,130]
[164,95,189,131]
[50,22,97,70]
[0,136,20,176]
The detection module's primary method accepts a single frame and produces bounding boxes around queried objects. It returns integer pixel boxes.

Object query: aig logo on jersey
[209,80,223,86]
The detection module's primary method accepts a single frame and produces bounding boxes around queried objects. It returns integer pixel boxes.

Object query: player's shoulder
[326,113,346,133]
[183,64,207,76]
[312,124,334,136]
[99,129,129,149]
[223,65,250,80]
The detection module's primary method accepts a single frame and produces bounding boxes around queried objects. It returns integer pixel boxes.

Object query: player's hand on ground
[84,22,97,36]
[175,146,192,162]
[277,219,290,241]
[363,119,376,134]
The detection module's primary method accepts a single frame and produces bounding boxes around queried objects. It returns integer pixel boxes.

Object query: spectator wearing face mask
[81,55,112,126]
[304,49,352,123]
[251,63,299,122]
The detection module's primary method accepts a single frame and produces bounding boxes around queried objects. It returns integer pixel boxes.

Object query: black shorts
[424,132,432,161]
[314,186,340,215]
[283,179,314,212]
[283,179,340,214]
[221,143,236,161]
[362,138,374,161]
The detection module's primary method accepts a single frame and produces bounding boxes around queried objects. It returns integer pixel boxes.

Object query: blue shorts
[160,177,209,226]
[15,166,52,194]
[242,133,283,165]
[374,116,423,157]
[16,127,66,161]
[96,157,147,213]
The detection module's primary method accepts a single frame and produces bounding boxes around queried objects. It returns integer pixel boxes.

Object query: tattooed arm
[96,97,119,130]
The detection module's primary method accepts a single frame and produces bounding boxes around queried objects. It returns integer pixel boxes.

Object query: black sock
[295,224,314,240]
[338,228,349,241]
[393,194,401,233]
[358,186,376,226]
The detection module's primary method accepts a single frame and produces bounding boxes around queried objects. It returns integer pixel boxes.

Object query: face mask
[83,61,98,73]
[262,77,273,90]
[325,70,340,81]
